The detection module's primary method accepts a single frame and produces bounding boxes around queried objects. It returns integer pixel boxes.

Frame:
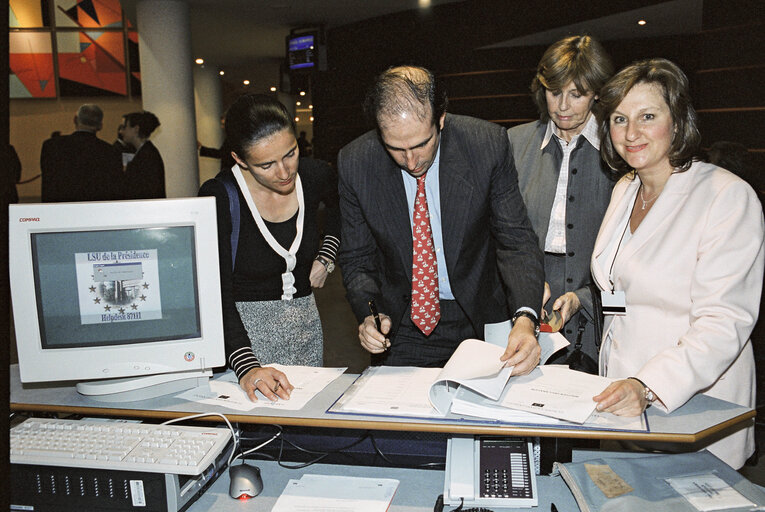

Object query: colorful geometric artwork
[10,0,51,28]
[54,0,122,28]
[10,32,56,98]
[57,30,126,95]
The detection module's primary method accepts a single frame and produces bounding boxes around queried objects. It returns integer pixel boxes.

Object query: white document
[452,365,615,424]
[451,386,647,430]
[333,366,443,417]
[428,339,512,414]
[175,365,345,411]
[666,474,756,511]
[272,474,399,512]
[484,320,570,363]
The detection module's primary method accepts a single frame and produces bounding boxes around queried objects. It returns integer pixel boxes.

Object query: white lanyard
[231,164,305,300]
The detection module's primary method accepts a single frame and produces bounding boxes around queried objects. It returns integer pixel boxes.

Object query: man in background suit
[337,65,544,370]
[40,104,123,202]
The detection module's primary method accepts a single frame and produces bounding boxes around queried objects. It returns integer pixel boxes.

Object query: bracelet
[628,377,656,403]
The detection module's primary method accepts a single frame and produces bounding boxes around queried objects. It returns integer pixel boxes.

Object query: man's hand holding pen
[359,300,391,354]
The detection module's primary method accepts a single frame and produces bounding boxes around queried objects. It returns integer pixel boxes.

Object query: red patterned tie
[411,173,441,335]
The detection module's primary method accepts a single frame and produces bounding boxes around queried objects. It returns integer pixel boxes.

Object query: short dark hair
[125,111,160,139]
[224,94,295,158]
[596,58,700,174]
[531,35,613,122]
[364,65,448,129]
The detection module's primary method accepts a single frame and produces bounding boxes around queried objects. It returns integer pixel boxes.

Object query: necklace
[639,185,659,210]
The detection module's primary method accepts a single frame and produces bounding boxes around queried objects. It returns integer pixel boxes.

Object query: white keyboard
[11,417,233,476]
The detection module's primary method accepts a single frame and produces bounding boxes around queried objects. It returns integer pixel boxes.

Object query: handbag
[564,284,603,375]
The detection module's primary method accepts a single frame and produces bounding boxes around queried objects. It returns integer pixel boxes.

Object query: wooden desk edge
[11,402,755,443]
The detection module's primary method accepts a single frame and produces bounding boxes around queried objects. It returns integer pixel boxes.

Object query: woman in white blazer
[590,58,764,469]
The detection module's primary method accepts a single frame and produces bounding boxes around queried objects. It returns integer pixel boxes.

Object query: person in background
[337,65,544,370]
[113,115,136,155]
[40,104,123,202]
[7,145,22,204]
[199,94,340,402]
[122,111,165,199]
[590,58,764,469]
[508,35,615,371]
[297,131,312,157]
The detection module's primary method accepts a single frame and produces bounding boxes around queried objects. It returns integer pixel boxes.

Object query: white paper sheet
[333,366,442,417]
[175,365,346,411]
[666,474,756,511]
[272,474,399,512]
[452,365,613,424]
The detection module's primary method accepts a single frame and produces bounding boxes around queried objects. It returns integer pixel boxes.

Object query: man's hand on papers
[240,367,294,402]
[359,314,391,353]
[500,316,541,376]
[593,378,647,416]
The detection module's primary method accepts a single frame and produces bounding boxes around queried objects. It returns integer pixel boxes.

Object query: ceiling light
[270,86,277,92]
[299,91,306,96]
[419,0,431,7]
[294,117,300,122]
[309,105,313,109]
[638,19,647,25]
[219,70,225,76]
[296,101,301,106]
[243,80,250,85]
[195,58,204,65]
[310,116,314,122]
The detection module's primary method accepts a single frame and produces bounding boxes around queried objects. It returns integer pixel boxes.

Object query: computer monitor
[9,197,226,402]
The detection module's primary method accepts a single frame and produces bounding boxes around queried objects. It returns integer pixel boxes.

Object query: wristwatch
[629,377,656,403]
[315,255,335,274]
[511,310,540,339]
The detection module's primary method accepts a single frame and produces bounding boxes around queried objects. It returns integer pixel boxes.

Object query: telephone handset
[444,435,538,508]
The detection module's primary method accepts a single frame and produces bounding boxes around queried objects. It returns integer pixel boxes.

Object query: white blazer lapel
[591,177,639,291]
[615,170,692,268]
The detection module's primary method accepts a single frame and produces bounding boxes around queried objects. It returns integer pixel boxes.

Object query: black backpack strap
[215,172,240,271]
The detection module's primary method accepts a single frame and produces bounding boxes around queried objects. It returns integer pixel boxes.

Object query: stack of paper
[272,474,399,512]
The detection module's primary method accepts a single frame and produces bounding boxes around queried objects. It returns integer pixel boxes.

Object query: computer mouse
[228,462,263,499]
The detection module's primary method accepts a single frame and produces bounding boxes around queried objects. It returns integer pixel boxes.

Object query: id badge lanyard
[232,164,305,300]
[602,212,630,316]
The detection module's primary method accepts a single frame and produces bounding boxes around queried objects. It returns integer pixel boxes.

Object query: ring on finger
[252,378,262,390]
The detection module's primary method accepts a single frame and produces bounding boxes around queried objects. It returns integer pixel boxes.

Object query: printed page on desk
[272,474,399,512]
[451,366,647,430]
[175,365,346,411]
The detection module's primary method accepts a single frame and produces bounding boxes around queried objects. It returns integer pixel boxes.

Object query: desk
[188,460,581,512]
[10,365,754,443]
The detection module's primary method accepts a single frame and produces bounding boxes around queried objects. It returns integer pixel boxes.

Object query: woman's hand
[593,378,648,416]
[552,292,582,325]
[239,367,294,402]
[309,259,329,288]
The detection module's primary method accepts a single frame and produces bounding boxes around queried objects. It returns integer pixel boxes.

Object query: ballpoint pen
[368,299,388,351]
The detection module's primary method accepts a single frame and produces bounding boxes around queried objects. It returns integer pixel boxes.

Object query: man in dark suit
[337,66,544,371]
[40,104,124,202]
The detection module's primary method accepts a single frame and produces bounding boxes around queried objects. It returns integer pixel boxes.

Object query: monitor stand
[76,369,212,403]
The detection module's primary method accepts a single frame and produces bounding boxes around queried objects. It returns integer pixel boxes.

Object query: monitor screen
[10,198,225,399]
[32,226,201,349]
[288,34,316,70]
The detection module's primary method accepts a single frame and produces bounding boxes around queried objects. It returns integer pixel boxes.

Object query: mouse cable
[433,495,494,512]
[230,426,283,466]
[160,412,240,467]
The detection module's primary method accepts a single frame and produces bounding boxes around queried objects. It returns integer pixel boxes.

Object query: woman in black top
[199,95,340,402]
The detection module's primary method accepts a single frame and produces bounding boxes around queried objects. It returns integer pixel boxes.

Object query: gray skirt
[235,294,323,366]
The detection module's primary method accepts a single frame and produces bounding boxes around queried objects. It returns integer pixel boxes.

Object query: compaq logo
[19,217,40,222]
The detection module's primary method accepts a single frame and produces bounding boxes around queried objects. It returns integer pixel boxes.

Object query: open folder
[329,335,647,430]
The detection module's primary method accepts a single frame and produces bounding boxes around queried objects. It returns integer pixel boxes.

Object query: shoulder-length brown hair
[596,58,701,176]
[531,35,614,122]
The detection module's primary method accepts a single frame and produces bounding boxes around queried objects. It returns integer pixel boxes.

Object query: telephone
[444,435,538,508]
